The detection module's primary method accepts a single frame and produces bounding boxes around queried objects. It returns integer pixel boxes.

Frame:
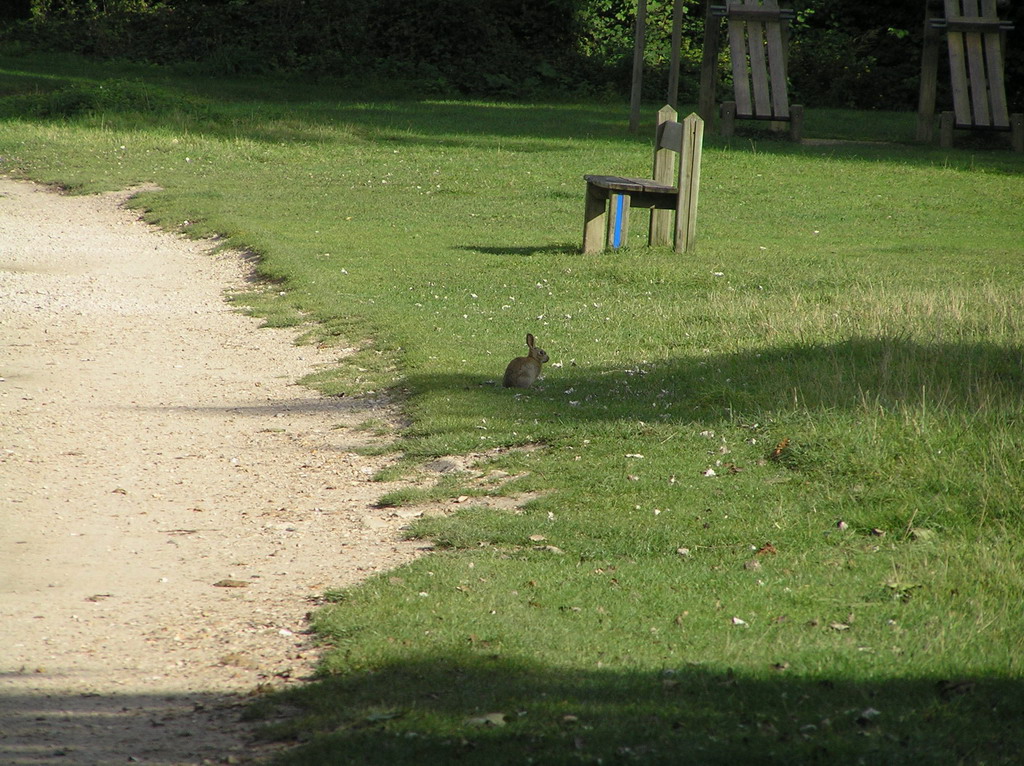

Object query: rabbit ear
[526,333,535,348]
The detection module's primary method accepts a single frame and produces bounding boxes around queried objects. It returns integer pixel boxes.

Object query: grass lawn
[2,53,1023,764]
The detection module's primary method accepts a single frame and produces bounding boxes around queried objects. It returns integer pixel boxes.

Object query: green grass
[2,53,1023,764]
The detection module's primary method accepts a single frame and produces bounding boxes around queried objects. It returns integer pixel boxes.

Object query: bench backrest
[650,106,703,250]
[941,0,1013,128]
[652,118,684,186]
[725,0,794,120]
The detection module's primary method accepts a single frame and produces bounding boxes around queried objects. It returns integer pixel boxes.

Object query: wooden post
[720,101,737,137]
[698,3,722,125]
[675,113,704,254]
[1011,113,1024,153]
[629,0,648,133]
[650,105,678,247]
[667,0,683,107]
[778,0,795,116]
[917,0,945,143]
[583,183,608,254]
[917,4,941,144]
[789,104,804,142]
[939,110,955,148]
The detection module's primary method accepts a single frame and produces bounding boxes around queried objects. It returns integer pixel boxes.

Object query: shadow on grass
[255,654,1023,765]
[0,56,630,144]
[404,336,1024,425]
[4,54,1024,172]
[458,243,579,257]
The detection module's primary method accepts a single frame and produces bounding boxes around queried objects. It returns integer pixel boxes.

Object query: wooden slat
[765,14,790,118]
[965,34,990,125]
[747,18,771,117]
[962,0,991,125]
[980,0,1010,127]
[584,175,644,193]
[982,29,1010,126]
[727,8,752,116]
[584,175,676,195]
[945,0,972,123]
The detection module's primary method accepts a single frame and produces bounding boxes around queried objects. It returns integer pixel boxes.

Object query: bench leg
[583,184,609,254]
[1011,114,1023,153]
[789,105,804,142]
[607,193,632,248]
[720,102,736,138]
[649,208,671,248]
[939,111,954,149]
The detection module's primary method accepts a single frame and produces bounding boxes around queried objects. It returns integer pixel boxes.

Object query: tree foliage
[2,0,1022,110]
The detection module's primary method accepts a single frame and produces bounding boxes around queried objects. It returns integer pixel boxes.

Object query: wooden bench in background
[582,107,704,254]
[699,0,803,141]
[917,0,1023,151]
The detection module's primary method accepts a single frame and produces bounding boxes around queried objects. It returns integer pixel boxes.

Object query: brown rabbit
[503,333,549,389]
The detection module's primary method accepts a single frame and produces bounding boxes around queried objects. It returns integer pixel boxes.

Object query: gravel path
[0,178,423,765]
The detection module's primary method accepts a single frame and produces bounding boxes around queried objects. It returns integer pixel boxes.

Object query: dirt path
[0,178,424,765]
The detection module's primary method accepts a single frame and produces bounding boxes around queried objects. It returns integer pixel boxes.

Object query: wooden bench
[699,0,803,140]
[582,107,703,254]
[917,0,1023,151]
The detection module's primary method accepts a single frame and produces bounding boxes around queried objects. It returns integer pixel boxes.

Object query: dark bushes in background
[2,0,585,96]
[2,0,1021,110]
